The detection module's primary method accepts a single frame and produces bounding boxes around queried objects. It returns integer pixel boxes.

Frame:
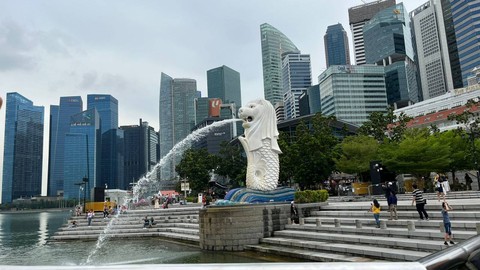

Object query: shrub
[294,189,329,203]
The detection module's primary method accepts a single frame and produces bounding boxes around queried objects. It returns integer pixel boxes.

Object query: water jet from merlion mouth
[83,118,241,265]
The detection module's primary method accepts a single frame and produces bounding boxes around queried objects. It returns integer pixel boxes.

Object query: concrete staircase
[51,205,201,245]
[244,195,480,262]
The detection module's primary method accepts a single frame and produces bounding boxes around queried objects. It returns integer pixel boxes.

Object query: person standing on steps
[442,202,455,246]
[465,173,473,190]
[290,201,299,224]
[412,183,429,220]
[87,209,95,226]
[387,185,398,220]
[369,199,381,228]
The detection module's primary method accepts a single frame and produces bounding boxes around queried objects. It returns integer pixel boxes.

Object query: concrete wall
[199,202,325,251]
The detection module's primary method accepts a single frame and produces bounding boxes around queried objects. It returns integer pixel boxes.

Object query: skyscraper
[450,0,480,86]
[281,53,312,119]
[87,94,118,134]
[120,120,158,190]
[324,23,351,67]
[2,93,44,204]
[101,129,124,190]
[348,0,396,65]
[63,109,100,200]
[207,65,242,108]
[364,3,419,108]
[318,65,387,126]
[410,0,455,101]
[260,23,300,106]
[48,96,83,197]
[159,73,197,179]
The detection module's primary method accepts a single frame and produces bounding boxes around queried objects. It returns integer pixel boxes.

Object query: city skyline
[0,0,420,199]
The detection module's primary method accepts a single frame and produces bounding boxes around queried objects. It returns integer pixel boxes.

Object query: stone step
[259,237,431,261]
[157,227,199,236]
[274,230,447,252]
[244,244,380,262]
[310,210,480,220]
[157,232,199,244]
[286,223,476,241]
[303,217,480,232]
[319,203,480,212]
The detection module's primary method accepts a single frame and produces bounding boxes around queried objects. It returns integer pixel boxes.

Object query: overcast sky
[0,0,419,197]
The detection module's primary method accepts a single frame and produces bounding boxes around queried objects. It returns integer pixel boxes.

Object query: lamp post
[465,120,480,191]
[78,186,84,207]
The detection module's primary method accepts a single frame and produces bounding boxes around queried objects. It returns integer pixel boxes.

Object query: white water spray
[83,118,241,265]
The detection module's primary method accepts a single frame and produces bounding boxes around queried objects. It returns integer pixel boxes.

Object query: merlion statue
[238,99,281,191]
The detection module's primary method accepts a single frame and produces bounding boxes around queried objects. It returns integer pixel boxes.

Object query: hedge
[294,189,329,203]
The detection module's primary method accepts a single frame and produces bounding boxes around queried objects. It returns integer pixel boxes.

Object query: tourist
[442,202,455,246]
[369,199,381,228]
[290,201,299,224]
[103,203,109,219]
[387,186,398,220]
[434,174,445,202]
[120,204,127,214]
[143,216,150,228]
[87,209,95,226]
[412,183,429,220]
[69,220,77,228]
[75,205,82,216]
[150,217,155,227]
[465,173,473,190]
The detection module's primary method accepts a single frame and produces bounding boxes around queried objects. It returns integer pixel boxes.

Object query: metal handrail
[418,234,480,270]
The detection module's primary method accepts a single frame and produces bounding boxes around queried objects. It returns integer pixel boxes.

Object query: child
[442,202,454,246]
[370,199,381,228]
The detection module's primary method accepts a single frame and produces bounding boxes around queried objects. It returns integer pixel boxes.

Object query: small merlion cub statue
[238,99,281,191]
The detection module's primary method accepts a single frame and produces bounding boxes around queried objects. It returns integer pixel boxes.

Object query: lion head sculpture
[238,99,281,153]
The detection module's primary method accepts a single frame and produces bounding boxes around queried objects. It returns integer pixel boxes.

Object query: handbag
[424,198,427,204]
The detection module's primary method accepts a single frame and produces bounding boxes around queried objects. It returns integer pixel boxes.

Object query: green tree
[379,128,451,179]
[215,141,246,188]
[358,107,412,142]
[278,131,297,187]
[335,135,380,181]
[175,148,218,194]
[292,114,339,189]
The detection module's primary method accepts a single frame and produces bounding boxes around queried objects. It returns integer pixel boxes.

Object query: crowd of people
[368,174,457,246]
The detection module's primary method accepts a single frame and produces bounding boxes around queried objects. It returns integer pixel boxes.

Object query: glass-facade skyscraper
[159,72,197,180]
[120,120,158,190]
[87,94,118,134]
[63,109,100,200]
[364,3,419,108]
[318,65,387,126]
[2,93,44,204]
[207,65,242,108]
[450,0,480,86]
[260,23,300,106]
[48,96,83,197]
[281,53,312,119]
[324,23,351,67]
[348,0,396,65]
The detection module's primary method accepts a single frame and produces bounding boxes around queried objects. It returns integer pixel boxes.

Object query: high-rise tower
[207,65,242,108]
[364,3,419,108]
[159,73,197,180]
[348,0,396,65]
[282,53,312,120]
[87,94,118,134]
[260,23,300,106]
[450,0,480,86]
[2,93,44,203]
[324,23,351,67]
[48,96,83,197]
[410,0,456,101]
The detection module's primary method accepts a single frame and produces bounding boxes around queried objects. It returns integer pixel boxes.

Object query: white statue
[238,99,281,191]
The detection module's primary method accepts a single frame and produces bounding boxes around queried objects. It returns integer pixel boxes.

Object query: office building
[410,0,455,101]
[260,23,300,106]
[120,120,159,190]
[450,0,480,86]
[48,96,83,197]
[63,109,100,200]
[348,0,396,65]
[324,23,351,67]
[207,65,242,108]
[87,94,118,134]
[318,65,387,126]
[159,72,197,179]
[282,53,312,119]
[2,93,44,204]
[101,129,124,190]
[364,3,419,108]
